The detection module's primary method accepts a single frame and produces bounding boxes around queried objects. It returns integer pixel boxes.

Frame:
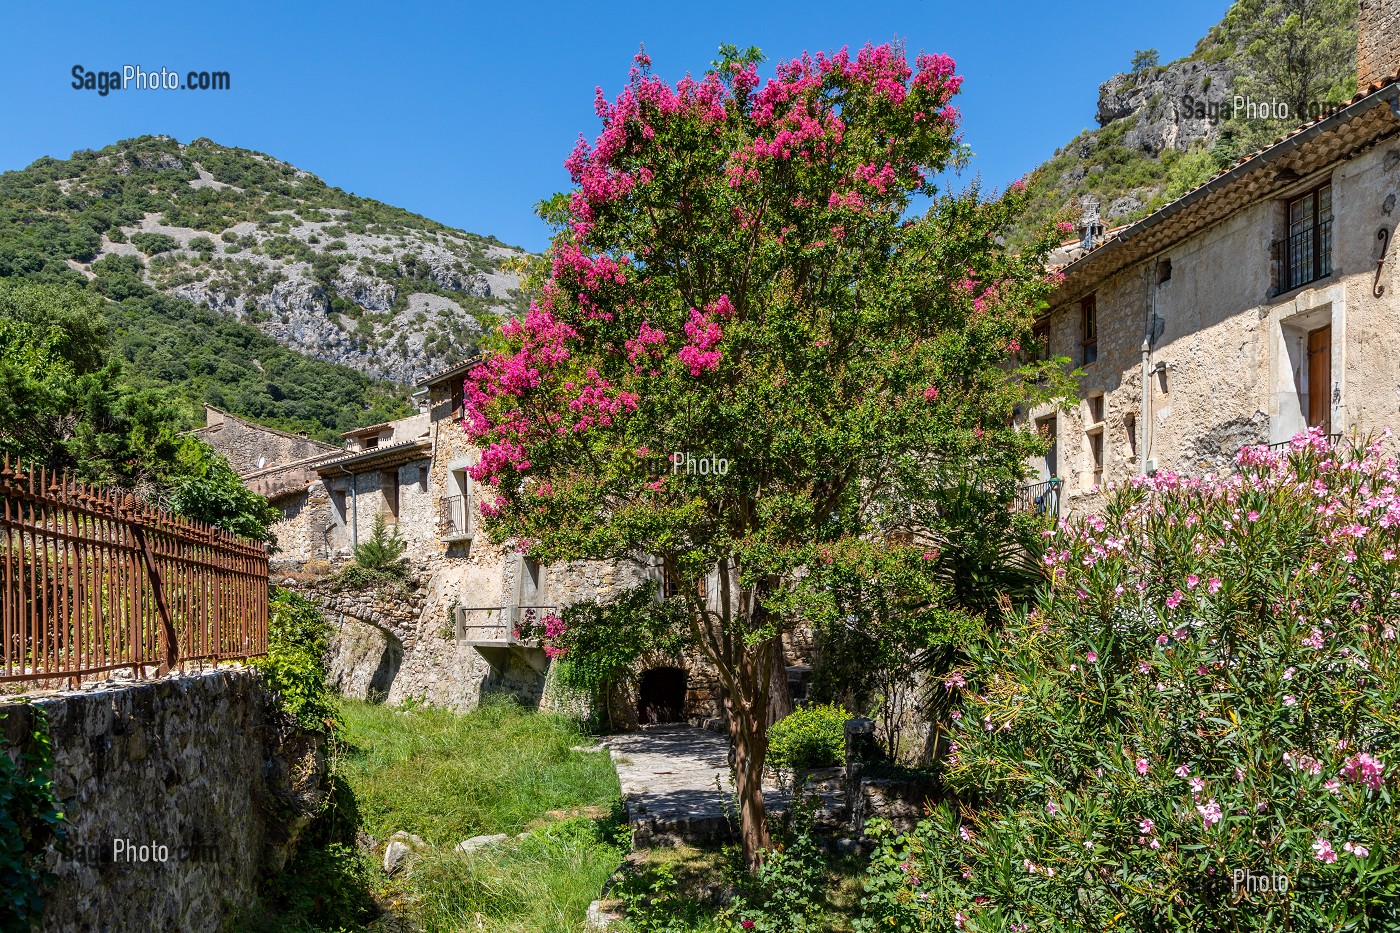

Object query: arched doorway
[637,667,687,724]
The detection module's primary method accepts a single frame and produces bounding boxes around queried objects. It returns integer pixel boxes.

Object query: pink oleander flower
[1085,651,1098,663]
[1342,752,1385,790]
[1137,758,1150,776]
[950,709,962,720]
[1313,837,1338,863]
[1207,577,1222,594]
[1139,818,1155,834]
[1325,778,1342,794]
[1187,574,1200,590]
[1283,667,1296,680]
[1197,799,1223,827]
[1167,589,1184,610]
[1176,765,1191,778]
[1343,842,1370,859]
[1046,801,1059,815]
[1189,777,1206,796]
[944,672,966,690]
[1283,695,1297,706]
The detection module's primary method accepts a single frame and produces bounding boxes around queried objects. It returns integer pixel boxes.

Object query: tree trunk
[726,694,772,870]
[765,634,793,727]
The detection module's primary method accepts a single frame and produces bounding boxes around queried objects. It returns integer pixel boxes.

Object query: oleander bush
[859,429,1400,932]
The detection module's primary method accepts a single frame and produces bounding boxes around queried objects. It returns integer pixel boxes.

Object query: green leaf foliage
[252,587,338,734]
[0,705,65,933]
[767,704,852,772]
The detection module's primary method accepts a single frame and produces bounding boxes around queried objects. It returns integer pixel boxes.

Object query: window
[418,466,428,489]
[696,574,708,601]
[1080,295,1098,365]
[362,434,380,450]
[381,470,399,520]
[1035,415,1058,481]
[1282,184,1333,291]
[520,557,545,605]
[1087,394,1105,425]
[1157,259,1172,284]
[1088,429,1104,490]
[1031,318,1050,361]
[1125,412,1138,459]
[443,469,470,538]
[332,488,348,525]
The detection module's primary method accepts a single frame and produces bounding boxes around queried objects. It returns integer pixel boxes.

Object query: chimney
[1357,0,1400,91]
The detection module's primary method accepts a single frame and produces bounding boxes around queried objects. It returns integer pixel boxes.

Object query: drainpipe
[339,465,358,549]
[1140,339,1151,476]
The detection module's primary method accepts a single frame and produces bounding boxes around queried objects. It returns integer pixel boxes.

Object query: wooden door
[1307,326,1331,431]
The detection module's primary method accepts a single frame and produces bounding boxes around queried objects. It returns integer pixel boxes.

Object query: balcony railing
[1274,219,1332,292]
[455,604,559,674]
[439,495,468,539]
[1266,433,1343,454]
[1014,478,1062,516]
[454,604,559,645]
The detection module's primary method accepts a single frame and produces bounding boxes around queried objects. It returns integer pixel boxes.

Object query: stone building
[1023,3,1400,517]
[198,362,741,722]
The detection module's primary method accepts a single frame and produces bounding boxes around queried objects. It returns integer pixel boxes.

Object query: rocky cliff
[3,136,532,385]
[1012,0,1359,240]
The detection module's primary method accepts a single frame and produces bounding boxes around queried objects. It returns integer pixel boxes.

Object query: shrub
[768,704,852,773]
[252,587,338,734]
[858,430,1400,931]
[129,232,178,255]
[351,514,406,574]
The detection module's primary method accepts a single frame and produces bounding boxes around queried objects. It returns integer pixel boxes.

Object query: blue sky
[3,0,1231,252]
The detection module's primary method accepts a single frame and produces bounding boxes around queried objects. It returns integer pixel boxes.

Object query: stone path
[602,725,847,845]
[601,725,757,844]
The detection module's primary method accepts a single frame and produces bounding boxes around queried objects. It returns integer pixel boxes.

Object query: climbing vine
[0,703,65,932]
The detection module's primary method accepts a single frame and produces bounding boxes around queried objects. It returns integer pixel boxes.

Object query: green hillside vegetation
[0,136,447,440]
[0,279,282,541]
[1013,0,1358,242]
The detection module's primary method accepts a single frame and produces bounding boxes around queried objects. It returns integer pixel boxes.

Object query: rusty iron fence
[1,458,269,685]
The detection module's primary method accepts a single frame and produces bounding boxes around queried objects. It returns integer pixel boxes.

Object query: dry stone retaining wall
[0,669,327,933]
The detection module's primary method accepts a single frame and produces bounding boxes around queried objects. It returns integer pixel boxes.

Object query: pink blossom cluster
[1341,752,1385,790]
[677,295,734,376]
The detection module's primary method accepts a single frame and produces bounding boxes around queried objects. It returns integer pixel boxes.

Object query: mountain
[0,135,530,385]
[0,135,535,440]
[1013,0,1359,240]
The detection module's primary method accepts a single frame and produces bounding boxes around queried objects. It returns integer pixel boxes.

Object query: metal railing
[1014,478,1062,516]
[1,458,269,685]
[439,495,468,538]
[1275,219,1333,292]
[455,604,559,644]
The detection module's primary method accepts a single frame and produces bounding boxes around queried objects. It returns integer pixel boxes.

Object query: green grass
[249,697,625,933]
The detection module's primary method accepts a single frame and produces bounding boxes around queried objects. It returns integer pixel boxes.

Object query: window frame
[1080,295,1098,365]
[1283,183,1333,291]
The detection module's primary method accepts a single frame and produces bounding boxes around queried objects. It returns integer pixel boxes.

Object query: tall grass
[338,697,620,844]
[251,697,625,932]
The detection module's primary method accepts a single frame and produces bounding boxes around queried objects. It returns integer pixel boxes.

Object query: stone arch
[637,666,688,724]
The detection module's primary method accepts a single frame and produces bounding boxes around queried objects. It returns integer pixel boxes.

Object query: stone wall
[1358,0,1400,91]
[0,670,327,933]
[194,406,338,475]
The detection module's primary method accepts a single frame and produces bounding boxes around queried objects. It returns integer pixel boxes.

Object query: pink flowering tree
[860,429,1400,930]
[464,44,1067,869]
